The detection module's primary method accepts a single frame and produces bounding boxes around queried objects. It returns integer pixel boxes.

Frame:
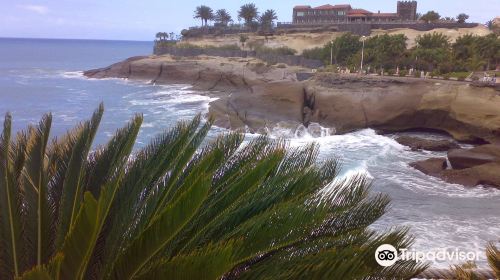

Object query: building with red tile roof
[292,1,417,24]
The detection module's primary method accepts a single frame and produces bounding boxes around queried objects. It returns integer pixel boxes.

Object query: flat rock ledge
[410,144,500,189]
[396,136,459,151]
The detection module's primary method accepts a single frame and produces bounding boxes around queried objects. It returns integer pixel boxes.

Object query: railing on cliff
[276,21,479,33]
[153,45,324,69]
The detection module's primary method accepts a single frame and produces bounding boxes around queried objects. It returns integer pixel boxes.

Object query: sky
[0,0,497,41]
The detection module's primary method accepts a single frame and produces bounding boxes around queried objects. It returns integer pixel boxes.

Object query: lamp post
[360,35,366,74]
[330,40,334,65]
[415,42,419,72]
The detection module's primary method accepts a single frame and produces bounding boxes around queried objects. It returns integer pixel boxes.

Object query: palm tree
[0,105,425,279]
[260,9,278,32]
[215,9,232,27]
[238,3,259,27]
[194,5,214,27]
[155,32,168,41]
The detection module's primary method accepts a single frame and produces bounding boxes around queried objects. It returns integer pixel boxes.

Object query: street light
[330,40,334,65]
[360,35,366,74]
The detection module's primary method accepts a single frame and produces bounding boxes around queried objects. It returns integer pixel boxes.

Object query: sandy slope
[371,25,492,48]
[183,25,492,53]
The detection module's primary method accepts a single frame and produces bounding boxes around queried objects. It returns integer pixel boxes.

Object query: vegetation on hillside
[302,32,500,74]
[0,106,428,279]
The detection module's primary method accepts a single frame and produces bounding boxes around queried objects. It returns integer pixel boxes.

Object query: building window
[338,11,345,16]
[297,12,305,16]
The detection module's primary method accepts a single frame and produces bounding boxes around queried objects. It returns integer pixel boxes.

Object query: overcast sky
[0,0,497,41]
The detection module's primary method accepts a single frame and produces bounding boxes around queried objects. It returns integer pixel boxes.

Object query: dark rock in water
[396,136,459,151]
[448,145,500,169]
[410,158,448,175]
[439,163,500,188]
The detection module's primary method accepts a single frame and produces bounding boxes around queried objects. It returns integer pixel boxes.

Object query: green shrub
[430,70,440,78]
[302,47,326,61]
[414,71,422,78]
[443,73,451,80]
[387,69,396,76]
[399,70,408,77]
[255,45,297,56]
[450,72,470,81]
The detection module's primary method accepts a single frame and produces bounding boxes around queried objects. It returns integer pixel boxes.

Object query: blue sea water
[0,38,218,146]
[0,37,499,268]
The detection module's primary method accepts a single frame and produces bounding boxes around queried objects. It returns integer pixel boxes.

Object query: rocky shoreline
[84,54,500,188]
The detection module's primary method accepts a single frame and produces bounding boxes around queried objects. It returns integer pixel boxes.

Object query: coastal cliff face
[84,55,500,145]
[306,75,500,144]
[84,55,500,188]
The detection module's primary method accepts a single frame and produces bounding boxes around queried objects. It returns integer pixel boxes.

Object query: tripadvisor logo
[374,244,480,267]
[375,244,398,267]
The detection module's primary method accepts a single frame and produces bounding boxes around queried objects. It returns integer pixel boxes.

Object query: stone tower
[397,1,418,21]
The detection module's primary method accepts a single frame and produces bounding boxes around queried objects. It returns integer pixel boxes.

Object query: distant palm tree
[194,5,214,27]
[0,105,425,279]
[260,9,278,32]
[215,9,232,27]
[238,3,259,27]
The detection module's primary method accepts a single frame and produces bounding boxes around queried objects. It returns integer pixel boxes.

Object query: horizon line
[0,36,153,43]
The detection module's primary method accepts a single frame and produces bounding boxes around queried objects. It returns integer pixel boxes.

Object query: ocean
[0,37,499,268]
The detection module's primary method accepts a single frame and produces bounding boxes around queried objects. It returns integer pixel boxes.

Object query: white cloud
[19,4,49,15]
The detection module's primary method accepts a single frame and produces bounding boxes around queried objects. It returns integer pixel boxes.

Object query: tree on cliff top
[413,32,451,71]
[331,33,362,65]
[416,32,450,49]
[214,9,232,27]
[238,3,259,27]
[155,32,168,41]
[194,5,214,27]
[259,9,278,32]
[420,11,441,23]
[457,13,470,24]
[0,106,426,279]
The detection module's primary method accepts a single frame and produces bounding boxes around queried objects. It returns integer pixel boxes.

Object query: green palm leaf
[0,113,23,278]
[56,104,103,249]
[21,114,52,266]
[136,241,237,280]
[109,170,212,279]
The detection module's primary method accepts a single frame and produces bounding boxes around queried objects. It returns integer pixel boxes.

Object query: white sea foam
[265,122,336,140]
[60,71,85,79]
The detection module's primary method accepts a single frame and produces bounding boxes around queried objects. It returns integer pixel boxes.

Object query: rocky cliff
[84,55,500,145]
[84,55,500,188]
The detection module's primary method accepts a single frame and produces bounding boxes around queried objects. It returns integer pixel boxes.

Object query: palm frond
[136,241,237,280]
[20,114,52,266]
[55,104,103,249]
[109,169,211,279]
[0,113,23,278]
[0,106,427,279]
[486,242,500,279]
